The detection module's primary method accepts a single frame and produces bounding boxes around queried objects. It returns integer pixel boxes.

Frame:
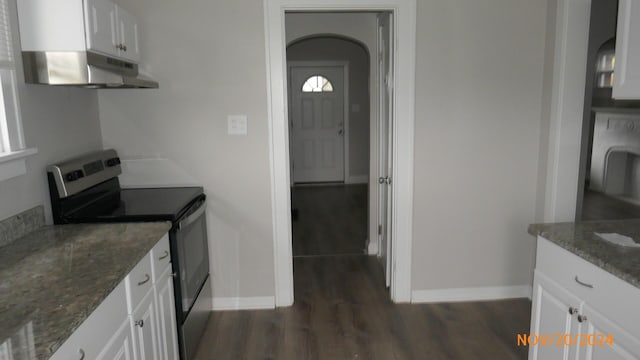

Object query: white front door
[378,13,394,287]
[289,65,345,183]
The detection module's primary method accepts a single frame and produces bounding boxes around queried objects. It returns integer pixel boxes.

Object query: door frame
[542,0,592,222]
[287,61,350,184]
[264,0,416,306]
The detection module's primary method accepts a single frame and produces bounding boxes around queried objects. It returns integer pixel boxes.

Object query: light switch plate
[227,115,248,135]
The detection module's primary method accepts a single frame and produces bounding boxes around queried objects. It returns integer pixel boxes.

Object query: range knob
[105,157,121,167]
[65,170,85,182]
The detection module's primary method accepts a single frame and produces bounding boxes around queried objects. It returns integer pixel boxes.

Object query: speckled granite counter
[0,222,171,360]
[528,220,640,290]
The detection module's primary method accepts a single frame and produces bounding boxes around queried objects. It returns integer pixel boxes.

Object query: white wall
[411,0,547,293]
[100,0,550,302]
[98,0,275,301]
[0,0,102,222]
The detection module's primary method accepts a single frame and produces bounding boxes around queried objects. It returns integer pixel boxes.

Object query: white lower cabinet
[50,234,179,360]
[96,318,135,360]
[581,304,640,360]
[529,271,583,360]
[156,267,179,360]
[130,288,160,360]
[529,237,640,360]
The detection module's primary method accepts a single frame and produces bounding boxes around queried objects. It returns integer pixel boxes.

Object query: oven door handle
[178,202,206,230]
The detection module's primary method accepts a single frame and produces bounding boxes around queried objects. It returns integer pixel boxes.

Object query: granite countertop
[0,222,172,360]
[528,219,640,290]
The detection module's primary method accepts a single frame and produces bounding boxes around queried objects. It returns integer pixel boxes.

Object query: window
[0,0,24,155]
[0,0,35,181]
[595,38,616,88]
[301,75,334,93]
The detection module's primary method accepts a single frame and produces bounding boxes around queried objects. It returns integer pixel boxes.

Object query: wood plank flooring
[194,255,531,360]
[291,184,368,256]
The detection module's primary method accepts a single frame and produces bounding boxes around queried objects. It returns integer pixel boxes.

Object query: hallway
[291,184,368,256]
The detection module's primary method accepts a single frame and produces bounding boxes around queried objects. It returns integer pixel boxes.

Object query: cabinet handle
[568,307,578,315]
[78,349,85,360]
[577,314,588,323]
[574,276,594,288]
[137,274,150,286]
[135,320,144,327]
[123,45,127,52]
[159,250,169,260]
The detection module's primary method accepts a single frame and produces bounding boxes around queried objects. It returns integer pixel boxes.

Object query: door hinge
[378,224,382,235]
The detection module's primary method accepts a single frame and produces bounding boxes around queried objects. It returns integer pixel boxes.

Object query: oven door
[172,196,210,317]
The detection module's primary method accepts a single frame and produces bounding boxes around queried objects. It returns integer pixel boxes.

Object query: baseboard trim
[367,237,378,255]
[212,296,276,310]
[345,175,368,184]
[411,285,532,303]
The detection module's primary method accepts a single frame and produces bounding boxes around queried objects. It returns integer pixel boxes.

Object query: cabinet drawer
[151,234,171,283]
[50,281,128,360]
[536,237,640,336]
[125,252,153,313]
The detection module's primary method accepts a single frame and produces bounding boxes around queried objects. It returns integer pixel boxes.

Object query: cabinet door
[96,317,135,360]
[529,271,583,360]
[131,289,160,360]
[156,268,179,360]
[579,304,640,360]
[84,0,118,57]
[116,7,140,62]
[613,0,640,99]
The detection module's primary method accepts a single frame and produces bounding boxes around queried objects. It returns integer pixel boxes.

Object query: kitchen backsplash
[0,206,44,247]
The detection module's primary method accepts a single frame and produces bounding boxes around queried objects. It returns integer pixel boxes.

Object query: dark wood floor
[582,189,640,220]
[291,184,368,256]
[194,255,531,360]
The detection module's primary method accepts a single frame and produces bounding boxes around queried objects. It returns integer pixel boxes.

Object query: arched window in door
[301,75,334,93]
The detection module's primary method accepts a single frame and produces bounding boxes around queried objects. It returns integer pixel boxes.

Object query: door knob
[338,129,343,135]
[379,177,386,184]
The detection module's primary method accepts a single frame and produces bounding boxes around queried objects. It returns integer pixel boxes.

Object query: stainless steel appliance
[22,51,159,88]
[47,149,209,360]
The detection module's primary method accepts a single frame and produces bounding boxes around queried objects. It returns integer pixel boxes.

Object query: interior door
[289,65,345,183]
[378,13,394,287]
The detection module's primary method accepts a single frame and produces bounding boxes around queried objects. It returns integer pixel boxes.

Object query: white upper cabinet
[613,0,640,99]
[84,0,118,57]
[116,6,140,62]
[84,0,140,62]
[16,0,141,63]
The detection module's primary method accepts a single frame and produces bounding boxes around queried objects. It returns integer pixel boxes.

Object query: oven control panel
[47,149,122,198]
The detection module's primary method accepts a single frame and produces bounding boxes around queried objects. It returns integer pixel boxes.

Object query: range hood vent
[22,51,158,89]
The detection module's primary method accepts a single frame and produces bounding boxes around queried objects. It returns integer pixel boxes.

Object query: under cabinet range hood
[22,51,159,89]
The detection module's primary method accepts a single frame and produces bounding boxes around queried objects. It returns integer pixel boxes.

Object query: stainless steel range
[47,149,210,360]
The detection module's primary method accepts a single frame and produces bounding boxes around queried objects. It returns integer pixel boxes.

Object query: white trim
[411,286,533,303]
[542,0,591,222]
[264,0,416,306]
[346,174,368,184]
[0,148,37,182]
[212,296,276,311]
[0,147,37,163]
[367,236,378,254]
[287,60,350,183]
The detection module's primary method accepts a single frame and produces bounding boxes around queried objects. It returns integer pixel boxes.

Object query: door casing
[264,0,417,306]
[288,61,350,184]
